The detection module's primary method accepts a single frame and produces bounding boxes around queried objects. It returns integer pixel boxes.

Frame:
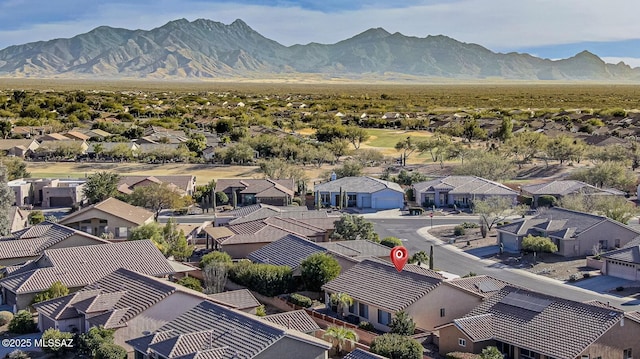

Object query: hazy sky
[2,0,640,66]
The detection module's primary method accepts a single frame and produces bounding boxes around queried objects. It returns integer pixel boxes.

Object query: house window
[440,308,446,317]
[115,227,128,238]
[359,303,369,319]
[349,302,356,314]
[378,310,392,326]
[521,349,537,359]
[624,349,632,359]
[458,338,466,347]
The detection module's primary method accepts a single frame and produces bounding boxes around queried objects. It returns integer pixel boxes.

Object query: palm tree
[329,292,353,319]
[323,326,358,355]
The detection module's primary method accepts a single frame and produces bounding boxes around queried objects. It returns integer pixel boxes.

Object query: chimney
[330,172,337,181]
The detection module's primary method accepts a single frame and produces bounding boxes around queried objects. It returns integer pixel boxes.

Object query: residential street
[371,218,640,312]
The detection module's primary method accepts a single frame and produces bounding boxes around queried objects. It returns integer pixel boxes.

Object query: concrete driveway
[567,275,634,294]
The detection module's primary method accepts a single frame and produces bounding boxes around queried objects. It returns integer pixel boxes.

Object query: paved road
[371,218,640,311]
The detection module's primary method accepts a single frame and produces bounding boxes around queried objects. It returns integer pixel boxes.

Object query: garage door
[49,197,73,207]
[607,261,638,281]
[361,195,372,208]
[373,196,402,209]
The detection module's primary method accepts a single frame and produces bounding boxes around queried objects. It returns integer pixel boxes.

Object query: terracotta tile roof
[455,286,624,359]
[1,240,174,294]
[60,197,154,226]
[445,275,510,299]
[263,310,320,333]
[0,222,107,260]
[343,348,389,359]
[207,289,260,310]
[127,300,330,359]
[322,259,444,313]
[247,234,326,268]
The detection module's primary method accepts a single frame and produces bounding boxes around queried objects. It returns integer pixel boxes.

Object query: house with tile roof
[412,176,517,208]
[59,197,154,239]
[126,300,331,359]
[204,217,332,258]
[0,221,108,267]
[247,234,327,275]
[207,289,261,314]
[63,131,91,141]
[314,176,404,210]
[215,178,296,207]
[0,240,175,310]
[263,310,321,335]
[117,175,196,196]
[34,268,212,354]
[521,180,626,207]
[437,286,640,359]
[0,138,40,157]
[496,207,640,256]
[600,238,640,281]
[215,203,337,228]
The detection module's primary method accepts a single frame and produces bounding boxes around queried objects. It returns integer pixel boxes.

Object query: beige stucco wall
[581,318,640,359]
[47,233,106,249]
[61,210,152,239]
[406,284,482,331]
[438,325,493,355]
[575,221,638,256]
[222,243,268,259]
[254,336,329,359]
[114,292,206,353]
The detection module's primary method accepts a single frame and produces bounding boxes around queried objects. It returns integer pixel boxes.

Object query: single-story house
[59,197,154,239]
[34,268,212,354]
[521,180,626,207]
[215,178,296,207]
[117,175,196,196]
[0,240,175,311]
[412,176,518,208]
[496,207,640,256]
[322,259,506,332]
[247,234,327,275]
[600,238,640,281]
[63,131,91,141]
[438,286,640,359]
[126,300,331,359]
[204,217,329,259]
[314,176,404,210]
[215,203,337,228]
[207,289,261,314]
[0,139,40,157]
[9,178,86,208]
[0,221,108,267]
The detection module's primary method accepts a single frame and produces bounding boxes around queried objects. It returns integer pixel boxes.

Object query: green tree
[522,235,558,260]
[76,326,116,357]
[370,333,423,359]
[176,277,203,292]
[473,197,525,232]
[83,172,120,205]
[546,135,585,165]
[8,310,37,334]
[0,163,15,236]
[1,157,30,180]
[454,151,517,181]
[496,117,513,141]
[329,292,354,319]
[31,281,69,305]
[408,251,429,266]
[0,119,11,139]
[28,210,45,225]
[41,329,73,356]
[569,161,636,193]
[332,160,364,178]
[128,222,167,254]
[200,251,232,268]
[323,326,358,355]
[300,252,341,292]
[462,118,488,142]
[345,126,370,149]
[504,131,548,166]
[395,136,417,166]
[558,194,638,224]
[480,346,504,359]
[331,214,379,242]
[390,311,416,336]
[94,343,127,359]
[163,219,194,261]
[215,191,229,205]
[129,183,192,219]
[381,236,403,248]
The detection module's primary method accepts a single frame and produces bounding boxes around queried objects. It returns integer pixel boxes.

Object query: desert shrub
[0,311,14,326]
[289,293,313,308]
[454,225,466,236]
[358,321,375,331]
[381,237,403,248]
[537,195,556,208]
[176,277,203,292]
[6,350,30,359]
[8,310,37,334]
[460,222,478,229]
[518,195,533,206]
[200,251,232,268]
[292,197,303,206]
[255,305,267,317]
[446,352,480,359]
[568,273,580,282]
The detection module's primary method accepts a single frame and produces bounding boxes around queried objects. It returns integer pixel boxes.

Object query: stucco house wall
[438,325,493,355]
[581,318,640,359]
[61,212,153,239]
[254,336,328,359]
[406,284,482,331]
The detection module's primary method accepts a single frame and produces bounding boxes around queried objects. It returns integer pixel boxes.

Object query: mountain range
[0,18,638,81]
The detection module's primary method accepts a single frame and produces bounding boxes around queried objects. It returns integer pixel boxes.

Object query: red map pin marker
[390,246,409,272]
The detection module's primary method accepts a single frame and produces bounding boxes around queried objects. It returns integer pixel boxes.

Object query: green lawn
[364,128,432,148]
